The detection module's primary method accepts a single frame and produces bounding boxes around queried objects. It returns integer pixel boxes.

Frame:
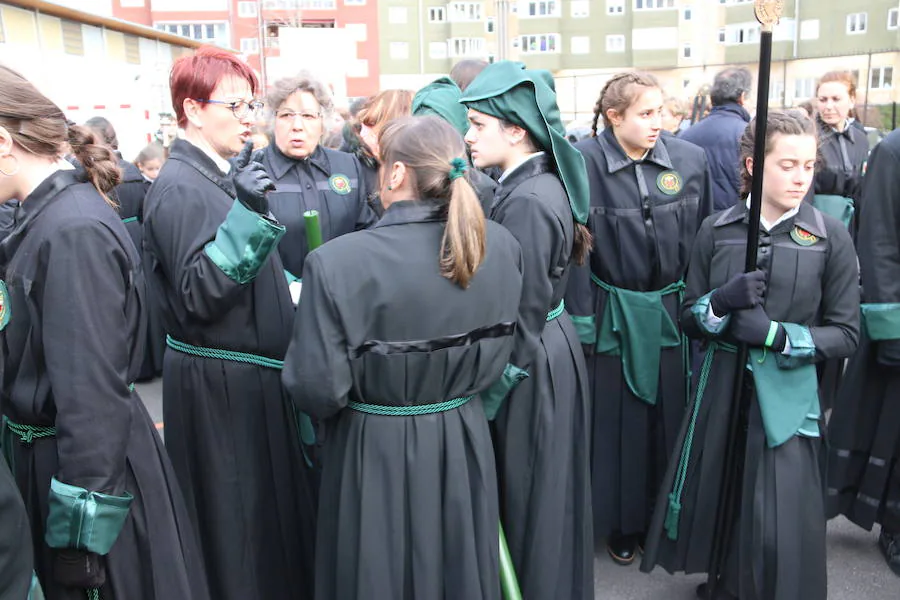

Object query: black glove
[232,140,275,214]
[729,305,786,350]
[53,549,106,589]
[710,270,767,316]
[877,340,900,369]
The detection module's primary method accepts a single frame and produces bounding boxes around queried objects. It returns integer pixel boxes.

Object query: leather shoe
[606,533,638,566]
[696,582,738,599]
[879,529,900,577]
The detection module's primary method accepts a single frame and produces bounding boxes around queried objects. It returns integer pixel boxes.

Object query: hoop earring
[0,154,18,177]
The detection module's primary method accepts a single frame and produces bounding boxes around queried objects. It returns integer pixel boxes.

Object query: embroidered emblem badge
[790,225,818,246]
[0,280,10,331]
[656,171,682,196]
[328,174,352,195]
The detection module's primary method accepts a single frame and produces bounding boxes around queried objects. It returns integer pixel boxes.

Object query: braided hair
[591,71,661,137]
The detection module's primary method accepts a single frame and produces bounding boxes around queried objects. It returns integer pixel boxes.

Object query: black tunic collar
[373,200,445,228]
[168,139,236,198]
[494,153,554,204]
[265,143,331,180]
[713,200,828,239]
[817,117,862,145]
[597,127,674,173]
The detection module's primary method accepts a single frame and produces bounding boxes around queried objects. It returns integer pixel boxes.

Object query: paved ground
[137,378,899,599]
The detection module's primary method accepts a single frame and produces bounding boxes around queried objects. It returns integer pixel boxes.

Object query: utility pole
[256,0,267,92]
[496,0,509,60]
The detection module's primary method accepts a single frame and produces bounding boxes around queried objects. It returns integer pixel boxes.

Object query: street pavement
[137,378,899,599]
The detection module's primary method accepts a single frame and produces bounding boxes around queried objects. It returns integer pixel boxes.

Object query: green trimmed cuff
[861,303,900,341]
[45,477,133,555]
[691,291,730,336]
[569,315,597,346]
[775,323,816,369]
[204,200,286,284]
[480,363,529,421]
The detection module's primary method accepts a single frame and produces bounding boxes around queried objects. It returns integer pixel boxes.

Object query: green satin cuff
[204,200,286,284]
[691,290,730,335]
[774,323,816,369]
[812,194,854,228]
[481,363,529,421]
[569,315,597,346]
[861,303,900,341]
[45,477,133,555]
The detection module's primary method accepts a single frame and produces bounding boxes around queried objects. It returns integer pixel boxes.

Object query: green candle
[304,210,323,251]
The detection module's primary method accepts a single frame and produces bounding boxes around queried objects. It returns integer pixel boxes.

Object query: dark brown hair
[135,142,165,166]
[450,59,488,92]
[379,116,485,288]
[0,65,120,203]
[738,109,818,198]
[817,70,857,99]
[591,71,661,136]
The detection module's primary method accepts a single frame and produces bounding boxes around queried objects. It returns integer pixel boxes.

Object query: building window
[388,7,408,24]
[683,6,691,20]
[157,22,228,44]
[606,34,625,53]
[846,12,867,34]
[448,37,485,57]
[571,35,590,54]
[521,1,560,18]
[429,41,448,59]
[486,17,495,32]
[890,8,899,30]
[124,35,140,64]
[721,22,760,44]
[682,43,691,58]
[799,19,819,40]
[301,0,336,7]
[237,1,257,17]
[769,80,785,104]
[449,2,482,22]
[519,33,560,53]
[794,77,816,100]
[389,41,409,60]
[240,37,259,54]
[429,7,446,22]
[634,0,675,10]
[344,0,366,4]
[571,0,589,17]
[717,28,726,43]
[871,66,894,90]
[62,20,84,55]
[607,0,624,14]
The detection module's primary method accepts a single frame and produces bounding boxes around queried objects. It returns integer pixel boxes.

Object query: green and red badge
[790,225,818,246]
[329,174,352,195]
[656,171,682,196]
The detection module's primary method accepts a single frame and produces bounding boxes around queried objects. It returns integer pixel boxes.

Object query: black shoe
[606,533,638,566]
[878,529,900,577]
[695,582,738,600]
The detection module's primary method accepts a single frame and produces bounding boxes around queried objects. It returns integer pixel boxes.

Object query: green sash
[749,348,820,448]
[860,303,900,341]
[592,275,685,405]
[812,194,854,228]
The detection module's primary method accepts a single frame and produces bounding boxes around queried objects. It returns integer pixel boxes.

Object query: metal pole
[705,1,780,597]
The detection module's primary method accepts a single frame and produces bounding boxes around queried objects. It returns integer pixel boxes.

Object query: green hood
[411,76,469,137]
[459,61,589,224]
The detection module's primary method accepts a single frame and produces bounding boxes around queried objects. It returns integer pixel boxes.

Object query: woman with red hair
[143,46,316,599]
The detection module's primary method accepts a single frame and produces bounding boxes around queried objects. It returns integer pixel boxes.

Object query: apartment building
[378,0,900,122]
[53,0,380,97]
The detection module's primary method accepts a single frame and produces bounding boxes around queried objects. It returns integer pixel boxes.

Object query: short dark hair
[710,67,753,106]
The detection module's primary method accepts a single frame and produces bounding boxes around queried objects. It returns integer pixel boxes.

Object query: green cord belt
[664,341,737,541]
[546,299,565,321]
[348,395,472,416]
[3,417,56,444]
[590,273,685,297]
[166,335,284,370]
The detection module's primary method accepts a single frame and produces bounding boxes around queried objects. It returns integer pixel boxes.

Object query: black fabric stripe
[352,321,516,359]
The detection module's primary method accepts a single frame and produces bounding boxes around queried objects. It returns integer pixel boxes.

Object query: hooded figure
[460,61,594,600]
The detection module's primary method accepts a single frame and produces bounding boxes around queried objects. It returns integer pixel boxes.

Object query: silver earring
[0,154,19,177]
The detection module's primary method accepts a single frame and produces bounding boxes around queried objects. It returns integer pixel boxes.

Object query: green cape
[459,61,589,224]
[411,76,470,137]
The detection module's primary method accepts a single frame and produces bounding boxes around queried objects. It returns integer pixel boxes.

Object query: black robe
[0,169,209,600]
[143,140,316,600]
[255,144,378,278]
[490,155,593,600]
[568,129,713,540]
[642,202,859,599]
[828,127,900,534]
[283,200,523,600]
[0,453,35,600]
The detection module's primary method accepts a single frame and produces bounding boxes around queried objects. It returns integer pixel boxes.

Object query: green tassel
[664,493,681,541]
[86,588,101,600]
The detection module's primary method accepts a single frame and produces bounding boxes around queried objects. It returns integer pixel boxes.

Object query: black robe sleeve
[42,221,133,495]
[283,251,352,420]
[680,217,716,341]
[859,139,900,304]
[808,224,859,360]
[352,156,379,230]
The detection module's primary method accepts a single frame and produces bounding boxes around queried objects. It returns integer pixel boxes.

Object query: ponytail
[572,223,593,265]
[67,124,121,207]
[441,174,485,288]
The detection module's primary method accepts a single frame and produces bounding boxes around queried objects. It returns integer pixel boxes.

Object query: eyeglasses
[195,98,265,120]
[276,110,322,123]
